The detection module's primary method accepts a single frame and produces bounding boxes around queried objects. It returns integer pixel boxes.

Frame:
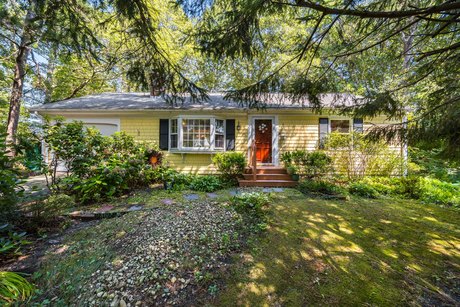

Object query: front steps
[238,166,298,187]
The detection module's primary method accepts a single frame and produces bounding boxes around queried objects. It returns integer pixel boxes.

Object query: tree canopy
[1,0,459,158]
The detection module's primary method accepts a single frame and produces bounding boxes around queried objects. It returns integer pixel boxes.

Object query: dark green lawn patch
[213,189,460,306]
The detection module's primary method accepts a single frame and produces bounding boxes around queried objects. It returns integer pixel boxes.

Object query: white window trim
[169,115,226,152]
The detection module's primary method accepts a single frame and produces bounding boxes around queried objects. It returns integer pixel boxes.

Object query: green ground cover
[215,189,460,306]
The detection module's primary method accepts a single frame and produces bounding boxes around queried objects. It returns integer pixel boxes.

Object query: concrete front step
[238,179,298,187]
[243,173,293,180]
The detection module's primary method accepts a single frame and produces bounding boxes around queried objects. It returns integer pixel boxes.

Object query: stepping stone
[128,205,143,211]
[273,188,285,192]
[96,205,114,213]
[207,193,218,199]
[161,199,175,205]
[183,194,199,201]
[263,188,273,193]
[229,190,239,196]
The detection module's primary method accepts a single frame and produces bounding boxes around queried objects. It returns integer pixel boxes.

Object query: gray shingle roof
[30,92,358,112]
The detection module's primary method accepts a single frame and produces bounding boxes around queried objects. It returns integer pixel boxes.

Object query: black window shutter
[353,118,364,133]
[319,118,329,149]
[159,119,169,150]
[225,119,235,151]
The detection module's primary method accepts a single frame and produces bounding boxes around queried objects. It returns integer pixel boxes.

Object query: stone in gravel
[183,194,199,201]
[206,193,218,199]
[161,199,175,205]
[110,297,119,307]
[48,239,60,245]
[97,205,114,213]
[119,299,127,307]
[128,205,143,211]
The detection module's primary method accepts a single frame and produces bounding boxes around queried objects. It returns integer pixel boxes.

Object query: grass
[214,189,460,306]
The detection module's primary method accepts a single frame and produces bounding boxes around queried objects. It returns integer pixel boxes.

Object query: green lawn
[214,189,460,306]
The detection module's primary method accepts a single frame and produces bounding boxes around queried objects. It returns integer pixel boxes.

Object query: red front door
[255,119,272,163]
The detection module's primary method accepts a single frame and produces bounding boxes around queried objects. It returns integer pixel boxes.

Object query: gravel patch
[81,201,243,306]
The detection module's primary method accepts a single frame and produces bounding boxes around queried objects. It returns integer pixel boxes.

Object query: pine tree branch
[286,1,460,19]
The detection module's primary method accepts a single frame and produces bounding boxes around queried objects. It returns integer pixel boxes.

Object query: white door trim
[248,115,279,166]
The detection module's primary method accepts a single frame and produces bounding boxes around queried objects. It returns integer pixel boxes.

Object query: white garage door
[84,123,118,136]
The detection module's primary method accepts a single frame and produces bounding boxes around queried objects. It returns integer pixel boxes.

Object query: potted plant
[286,165,300,181]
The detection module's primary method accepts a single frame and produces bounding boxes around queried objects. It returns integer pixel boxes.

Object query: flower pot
[291,174,300,181]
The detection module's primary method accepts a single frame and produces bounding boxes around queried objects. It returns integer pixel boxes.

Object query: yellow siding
[58,111,403,174]
[278,115,318,153]
[120,114,248,174]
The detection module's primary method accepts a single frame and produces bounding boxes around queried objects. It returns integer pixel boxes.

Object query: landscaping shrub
[42,120,165,203]
[30,194,75,220]
[418,177,460,207]
[298,180,347,198]
[189,175,222,192]
[325,132,402,180]
[160,168,193,191]
[0,133,21,225]
[281,150,332,178]
[0,224,30,260]
[394,176,421,199]
[212,152,246,184]
[349,182,379,198]
[230,192,270,220]
[352,176,460,207]
[409,147,460,183]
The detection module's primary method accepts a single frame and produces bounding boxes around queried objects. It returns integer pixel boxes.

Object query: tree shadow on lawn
[214,189,460,306]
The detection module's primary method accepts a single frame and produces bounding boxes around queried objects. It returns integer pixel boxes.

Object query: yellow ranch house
[31,92,404,186]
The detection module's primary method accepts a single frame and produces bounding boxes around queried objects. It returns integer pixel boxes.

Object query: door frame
[248,115,279,165]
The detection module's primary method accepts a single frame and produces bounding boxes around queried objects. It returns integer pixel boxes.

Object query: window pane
[215,134,224,149]
[331,120,350,133]
[181,118,211,148]
[216,119,224,134]
[171,119,177,134]
[170,134,178,148]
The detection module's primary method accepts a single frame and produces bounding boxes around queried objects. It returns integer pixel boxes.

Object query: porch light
[236,121,241,131]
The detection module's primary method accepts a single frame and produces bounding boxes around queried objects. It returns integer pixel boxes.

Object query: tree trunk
[5,6,35,157]
[5,45,30,156]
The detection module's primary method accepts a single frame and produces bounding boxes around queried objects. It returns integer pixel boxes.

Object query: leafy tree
[1,0,206,157]
[187,0,460,158]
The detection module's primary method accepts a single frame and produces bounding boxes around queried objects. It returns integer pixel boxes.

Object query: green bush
[189,175,222,192]
[358,177,397,195]
[298,180,346,197]
[42,121,165,203]
[281,150,332,178]
[230,192,270,219]
[305,151,333,178]
[0,225,30,260]
[0,133,21,224]
[212,152,246,184]
[28,193,75,223]
[325,132,402,180]
[354,176,460,207]
[349,182,379,198]
[409,147,460,183]
[418,178,460,206]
